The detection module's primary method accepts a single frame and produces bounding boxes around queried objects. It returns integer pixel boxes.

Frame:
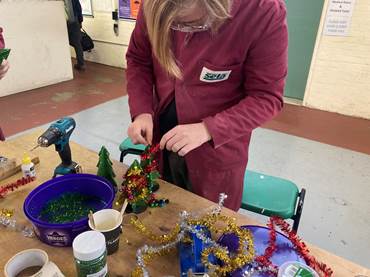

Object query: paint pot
[4,249,64,277]
[73,231,108,277]
[21,153,36,178]
[88,209,123,255]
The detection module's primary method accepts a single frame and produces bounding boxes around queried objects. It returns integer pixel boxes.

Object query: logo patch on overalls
[200,67,232,83]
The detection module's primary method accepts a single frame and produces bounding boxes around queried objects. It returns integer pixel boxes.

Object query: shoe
[74,64,86,71]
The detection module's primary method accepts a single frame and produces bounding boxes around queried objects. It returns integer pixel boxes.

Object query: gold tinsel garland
[130,211,255,276]
[0,208,14,218]
[130,216,181,244]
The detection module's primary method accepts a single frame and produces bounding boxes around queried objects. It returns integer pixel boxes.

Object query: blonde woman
[126,0,288,210]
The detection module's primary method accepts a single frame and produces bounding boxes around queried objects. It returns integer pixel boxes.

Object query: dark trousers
[163,150,192,191]
[67,21,84,66]
[0,127,5,141]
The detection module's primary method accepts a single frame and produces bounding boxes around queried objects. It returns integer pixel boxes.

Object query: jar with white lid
[72,231,108,277]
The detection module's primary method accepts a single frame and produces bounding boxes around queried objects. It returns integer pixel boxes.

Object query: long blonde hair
[143,0,231,78]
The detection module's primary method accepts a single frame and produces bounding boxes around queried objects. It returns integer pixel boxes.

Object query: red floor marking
[0,61,126,137]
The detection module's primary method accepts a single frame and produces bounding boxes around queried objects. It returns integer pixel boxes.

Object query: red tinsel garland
[255,220,278,272]
[256,216,333,277]
[0,176,36,198]
[140,144,160,161]
[144,160,158,174]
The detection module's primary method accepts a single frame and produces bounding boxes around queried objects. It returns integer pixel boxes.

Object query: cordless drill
[34,117,81,178]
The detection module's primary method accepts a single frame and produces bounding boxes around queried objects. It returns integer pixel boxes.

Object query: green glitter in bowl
[39,192,103,224]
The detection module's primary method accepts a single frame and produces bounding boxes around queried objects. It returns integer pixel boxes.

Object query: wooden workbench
[0,131,369,276]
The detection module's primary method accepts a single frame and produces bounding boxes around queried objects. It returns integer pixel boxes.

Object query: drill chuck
[38,127,62,147]
[37,137,49,147]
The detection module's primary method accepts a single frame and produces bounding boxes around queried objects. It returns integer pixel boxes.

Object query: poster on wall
[323,0,356,36]
[81,0,93,16]
[119,0,141,20]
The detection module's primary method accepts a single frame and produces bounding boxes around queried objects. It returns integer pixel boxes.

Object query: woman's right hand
[127,113,153,145]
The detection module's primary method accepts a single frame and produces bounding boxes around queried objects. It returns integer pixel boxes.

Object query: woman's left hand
[160,122,212,156]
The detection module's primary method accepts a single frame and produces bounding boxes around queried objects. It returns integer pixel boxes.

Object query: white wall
[304,0,370,119]
[76,11,135,68]
[0,1,73,98]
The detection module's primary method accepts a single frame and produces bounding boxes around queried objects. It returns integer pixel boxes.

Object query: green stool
[242,170,306,232]
[119,137,146,162]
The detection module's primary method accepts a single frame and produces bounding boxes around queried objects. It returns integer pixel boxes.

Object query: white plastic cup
[88,209,123,255]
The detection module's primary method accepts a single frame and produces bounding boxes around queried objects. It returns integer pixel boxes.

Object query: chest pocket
[200,61,243,83]
[185,61,244,96]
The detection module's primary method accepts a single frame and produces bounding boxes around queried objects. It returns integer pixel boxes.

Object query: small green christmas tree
[97,146,117,191]
[116,144,168,214]
[119,160,148,213]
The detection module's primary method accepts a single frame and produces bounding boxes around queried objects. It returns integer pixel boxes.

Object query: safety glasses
[171,16,213,33]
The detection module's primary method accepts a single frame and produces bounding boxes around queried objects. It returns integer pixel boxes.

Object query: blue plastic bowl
[24,174,115,247]
[218,225,306,277]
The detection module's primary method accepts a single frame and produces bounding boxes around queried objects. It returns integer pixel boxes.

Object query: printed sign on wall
[119,0,141,19]
[323,0,356,36]
[80,0,93,16]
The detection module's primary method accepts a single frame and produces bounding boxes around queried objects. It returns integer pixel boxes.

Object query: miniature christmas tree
[97,146,117,192]
[117,144,168,214]
[120,160,148,213]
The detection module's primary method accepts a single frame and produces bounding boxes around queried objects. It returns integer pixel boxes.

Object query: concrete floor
[12,96,370,268]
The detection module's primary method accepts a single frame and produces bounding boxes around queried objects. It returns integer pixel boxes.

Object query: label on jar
[75,251,107,277]
[86,264,107,277]
[23,166,36,178]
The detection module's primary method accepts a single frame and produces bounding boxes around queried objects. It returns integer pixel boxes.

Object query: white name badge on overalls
[200,67,232,83]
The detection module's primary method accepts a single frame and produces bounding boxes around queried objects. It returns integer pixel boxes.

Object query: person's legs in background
[0,127,5,141]
[67,21,85,70]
